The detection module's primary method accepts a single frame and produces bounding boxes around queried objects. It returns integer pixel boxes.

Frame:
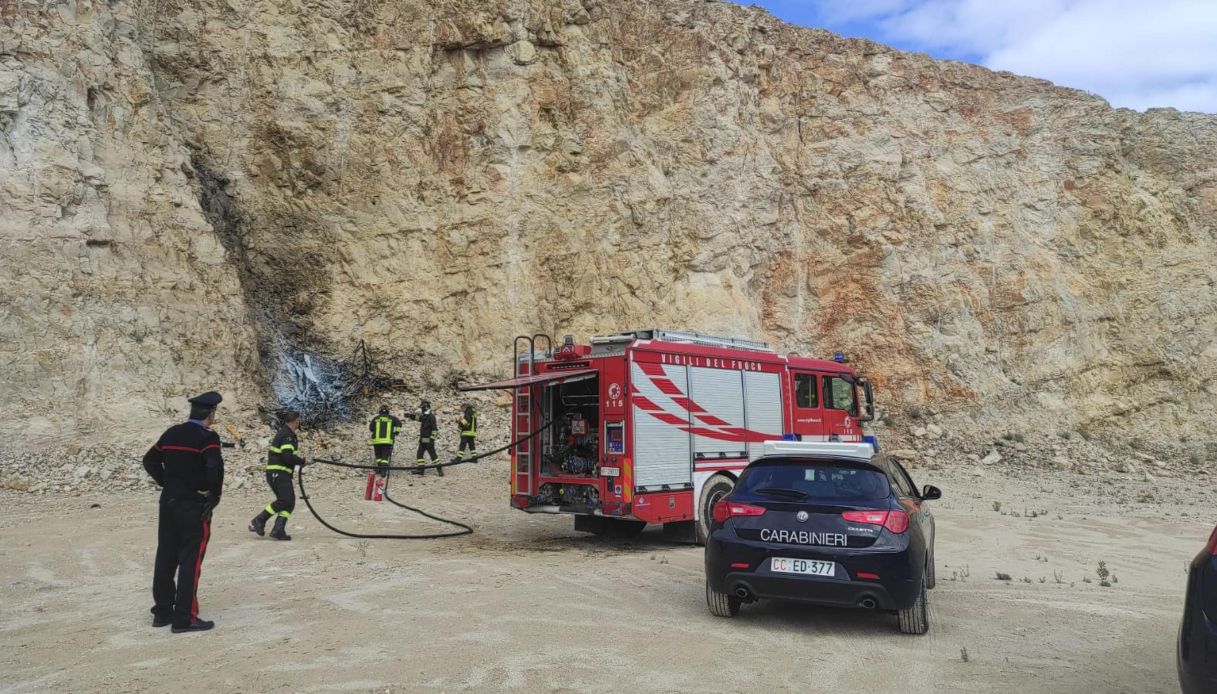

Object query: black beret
[187,391,223,408]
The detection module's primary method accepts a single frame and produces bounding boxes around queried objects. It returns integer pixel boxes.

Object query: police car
[704,441,941,634]
[1178,521,1217,693]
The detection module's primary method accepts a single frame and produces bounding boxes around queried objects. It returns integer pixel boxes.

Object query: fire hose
[295,419,554,540]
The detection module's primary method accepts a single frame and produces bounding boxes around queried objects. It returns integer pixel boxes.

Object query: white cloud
[803,0,1217,112]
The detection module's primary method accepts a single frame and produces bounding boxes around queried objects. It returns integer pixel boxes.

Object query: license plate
[770,557,835,577]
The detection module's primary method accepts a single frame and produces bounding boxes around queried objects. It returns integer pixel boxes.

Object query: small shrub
[995,572,1012,581]
[992,501,1002,512]
[1097,561,1110,583]
[960,647,969,663]
[1059,431,1072,440]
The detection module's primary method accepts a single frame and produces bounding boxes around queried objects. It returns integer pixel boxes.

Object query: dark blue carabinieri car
[704,442,941,634]
[1179,522,1217,694]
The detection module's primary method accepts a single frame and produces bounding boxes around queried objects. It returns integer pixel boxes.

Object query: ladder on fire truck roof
[590,328,773,353]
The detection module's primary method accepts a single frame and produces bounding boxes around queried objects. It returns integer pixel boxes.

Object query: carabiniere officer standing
[142,391,225,633]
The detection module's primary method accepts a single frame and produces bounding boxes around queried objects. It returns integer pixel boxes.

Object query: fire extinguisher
[364,472,385,501]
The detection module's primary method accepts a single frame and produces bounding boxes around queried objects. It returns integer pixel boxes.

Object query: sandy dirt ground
[0,455,1209,693]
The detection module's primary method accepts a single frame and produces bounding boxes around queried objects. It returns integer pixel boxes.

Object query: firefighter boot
[269,516,292,541]
[437,462,444,478]
[249,509,272,536]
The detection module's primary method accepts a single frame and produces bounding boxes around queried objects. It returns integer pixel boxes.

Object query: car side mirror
[921,485,942,501]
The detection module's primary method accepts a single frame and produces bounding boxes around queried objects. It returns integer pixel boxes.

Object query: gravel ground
[0,450,1209,693]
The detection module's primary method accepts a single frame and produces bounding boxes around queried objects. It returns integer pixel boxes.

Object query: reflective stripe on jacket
[369,415,402,444]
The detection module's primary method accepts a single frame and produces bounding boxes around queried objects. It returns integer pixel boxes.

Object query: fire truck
[460,329,875,543]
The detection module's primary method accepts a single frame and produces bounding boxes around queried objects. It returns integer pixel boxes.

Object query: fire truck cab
[461,329,875,544]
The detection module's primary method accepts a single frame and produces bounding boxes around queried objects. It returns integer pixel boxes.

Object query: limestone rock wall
[2,0,1215,458]
[0,0,258,450]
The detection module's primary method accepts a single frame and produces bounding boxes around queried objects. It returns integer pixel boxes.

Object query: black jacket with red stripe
[143,422,225,504]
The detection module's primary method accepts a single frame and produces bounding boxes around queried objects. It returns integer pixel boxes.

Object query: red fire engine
[461,329,875,543]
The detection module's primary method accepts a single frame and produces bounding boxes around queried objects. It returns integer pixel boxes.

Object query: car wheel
[926,549,937,590]
[706,580,740,618]
[696,475,735,546]
[898,579,930,635]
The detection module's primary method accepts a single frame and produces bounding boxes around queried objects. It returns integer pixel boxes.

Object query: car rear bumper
[714,570,916,610]
[706,536,922,611]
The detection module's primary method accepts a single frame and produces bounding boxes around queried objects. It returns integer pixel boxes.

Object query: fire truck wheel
[696,475,736,546]
[706,580,740,617]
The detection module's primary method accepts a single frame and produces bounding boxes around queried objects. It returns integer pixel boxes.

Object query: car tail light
[842,509,910,534]
[843,510,887,525]
[884,510,910,534]
[712,500,767,523]
[1205,525,1217,555]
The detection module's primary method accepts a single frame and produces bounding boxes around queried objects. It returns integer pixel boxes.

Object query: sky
[736,0,1217,113]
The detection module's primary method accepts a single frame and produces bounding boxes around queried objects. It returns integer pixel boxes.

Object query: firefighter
[408,399,442,476]
[142,390,224,633]
[249,410,307,541]
[368,405,402,477]
[457,403,478,462]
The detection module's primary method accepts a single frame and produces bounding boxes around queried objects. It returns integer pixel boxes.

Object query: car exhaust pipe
[733,585,752,601]
[858,597,877,609]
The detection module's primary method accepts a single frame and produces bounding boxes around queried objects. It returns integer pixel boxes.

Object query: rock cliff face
[2,0,1216,458]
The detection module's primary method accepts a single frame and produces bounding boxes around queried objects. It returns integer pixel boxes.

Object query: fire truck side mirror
[859,379,875,422]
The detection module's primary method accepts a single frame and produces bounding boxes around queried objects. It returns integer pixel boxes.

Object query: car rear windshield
[736,461,890,501]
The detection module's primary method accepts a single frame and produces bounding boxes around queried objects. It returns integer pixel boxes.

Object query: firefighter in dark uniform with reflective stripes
[249,410,306,541]
[368,405,402,477]
[408,399,442,476]
[457,404,478,461]
[142,391,224,633]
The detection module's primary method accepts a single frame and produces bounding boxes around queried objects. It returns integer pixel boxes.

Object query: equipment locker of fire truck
[461,329,876,543]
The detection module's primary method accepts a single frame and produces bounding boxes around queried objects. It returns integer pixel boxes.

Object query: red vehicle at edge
[461,329,875,543]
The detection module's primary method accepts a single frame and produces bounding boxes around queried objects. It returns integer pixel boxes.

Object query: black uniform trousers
[459,435,476,458]
[416,439,437,463]
[152,498,211,626]
[373,443,393,477]
[265,470,295,516]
